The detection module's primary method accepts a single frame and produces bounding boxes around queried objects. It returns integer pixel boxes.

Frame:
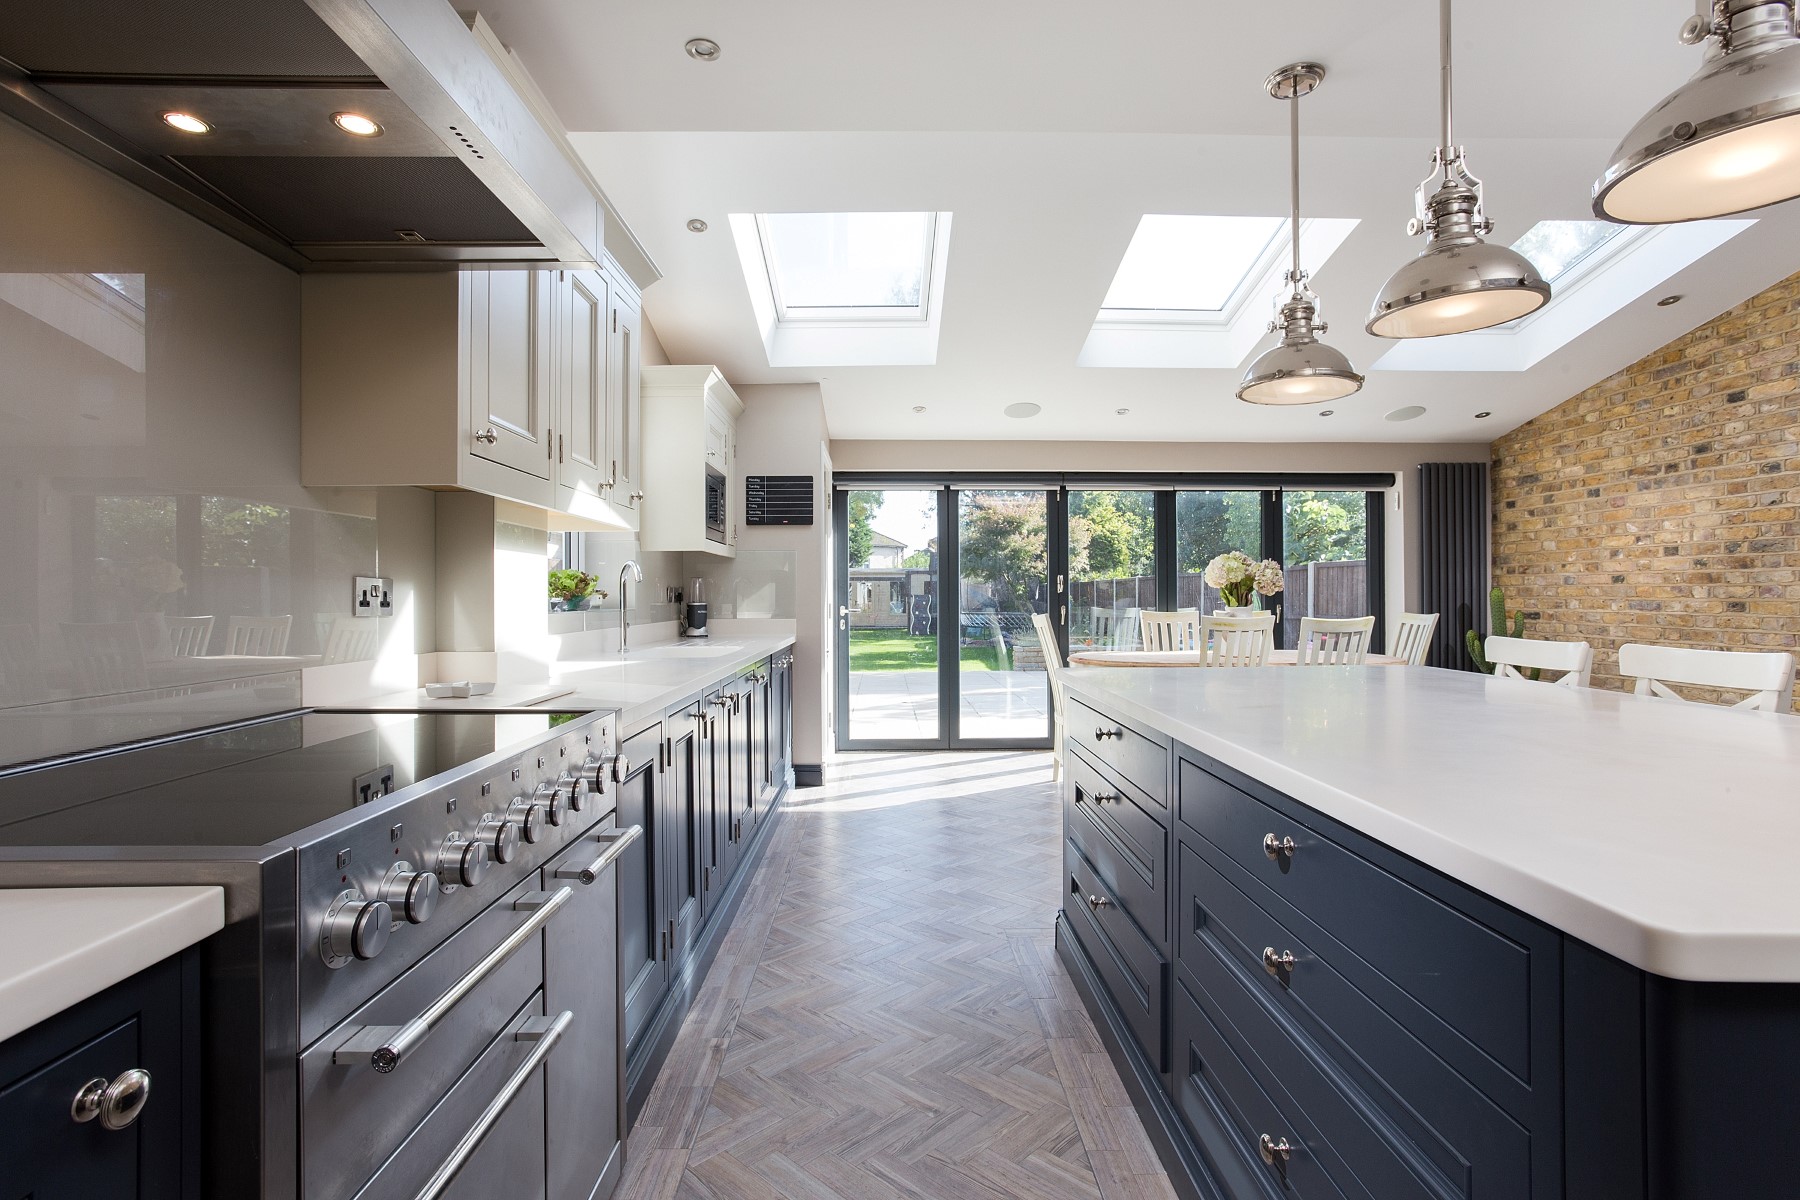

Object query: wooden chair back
[1031,612,1068,781]
[1140,609,1201,652]
[1296,615,1376,666]
[1390,612,1439,666]
[1200,613,1274,667]
[1485,635,1593,688]
[1619,643,1795,713]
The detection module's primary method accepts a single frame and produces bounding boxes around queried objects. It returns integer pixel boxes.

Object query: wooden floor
[619,751,1178,1200]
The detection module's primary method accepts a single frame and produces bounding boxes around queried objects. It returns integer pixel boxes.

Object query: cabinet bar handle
[1094,726,1124,740]
[553,825,642,885]
[1086,893,1111,910]
[1262,834,1296,861]
[1261,947,1297,979]
[1258,1134,1292,1166]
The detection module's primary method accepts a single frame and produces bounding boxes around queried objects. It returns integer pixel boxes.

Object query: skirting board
[793,763,824,788]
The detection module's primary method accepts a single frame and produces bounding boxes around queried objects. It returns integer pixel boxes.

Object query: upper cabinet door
[609,283,643,511]
[560,269,610,497]
[468,269,552,480]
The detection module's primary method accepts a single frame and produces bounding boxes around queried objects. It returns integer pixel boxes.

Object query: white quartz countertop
[1061,666,1800,983]
[544,635,796,730]
[331,682,576,712]
[0,886,225,1042]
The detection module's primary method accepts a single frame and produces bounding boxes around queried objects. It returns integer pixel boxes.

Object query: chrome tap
[618,560,643,654]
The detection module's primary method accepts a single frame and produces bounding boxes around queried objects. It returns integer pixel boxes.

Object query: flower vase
[1218,605,1257,617]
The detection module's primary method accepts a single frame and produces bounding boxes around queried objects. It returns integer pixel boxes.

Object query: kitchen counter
[1061,665,1800,982]
[325,680,577,712]
[544,634,797,730]
[0,885,224,1042]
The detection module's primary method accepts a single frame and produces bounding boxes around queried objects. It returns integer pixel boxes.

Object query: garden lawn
[849,631,1002,673]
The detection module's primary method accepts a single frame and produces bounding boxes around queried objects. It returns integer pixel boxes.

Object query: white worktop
[1061,665,1800,983]
[544,634,796,730]
[0,886,225,1042]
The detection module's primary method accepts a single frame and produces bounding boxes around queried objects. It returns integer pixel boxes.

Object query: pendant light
[1238,63,1364,406]
[1367,0,1549,339]
[1594,0,1800,224]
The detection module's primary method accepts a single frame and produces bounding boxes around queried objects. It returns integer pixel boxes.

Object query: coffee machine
[683,577,709,638]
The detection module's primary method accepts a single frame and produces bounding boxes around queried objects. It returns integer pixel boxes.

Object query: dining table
[1067,648,1409,668]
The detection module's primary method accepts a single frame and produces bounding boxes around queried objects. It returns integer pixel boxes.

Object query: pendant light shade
[1238,63,1363,406]
[1594,0,1800,223]
[1367,0,1550,339]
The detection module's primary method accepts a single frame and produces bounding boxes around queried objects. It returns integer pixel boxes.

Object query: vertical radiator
[1418,462,1489,671]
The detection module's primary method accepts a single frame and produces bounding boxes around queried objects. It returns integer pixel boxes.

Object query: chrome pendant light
[1594,0,1800,224]
[1367,0,1549,339]
[1238,63,1364,406]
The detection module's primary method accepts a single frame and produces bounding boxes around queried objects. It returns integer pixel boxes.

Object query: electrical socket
[354,576,393,618]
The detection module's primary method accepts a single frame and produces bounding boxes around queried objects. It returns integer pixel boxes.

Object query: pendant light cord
[1289,88,1302,289]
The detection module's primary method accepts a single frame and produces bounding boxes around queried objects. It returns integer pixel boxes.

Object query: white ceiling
[476,0,1800,443]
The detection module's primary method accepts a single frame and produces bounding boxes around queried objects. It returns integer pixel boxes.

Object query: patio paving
[847,668,1050,742]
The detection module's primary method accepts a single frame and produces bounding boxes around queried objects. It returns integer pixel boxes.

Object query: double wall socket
[354,576,393,618]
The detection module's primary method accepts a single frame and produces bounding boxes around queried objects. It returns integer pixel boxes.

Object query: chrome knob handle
[1259,1134,1293,1166]
[1086,894,1111,910]
[630,489,645,501]
[380,863,439,925]
[321,890,392,968]
[479,813,522,864]
[1263,833,1297,861]
[507,799,546,844]
[1261,947,1297,978]
[610,753,629,783]
[579,754,610,794]
[533,780,568,827]
[1094,726,1124,740]
[1091,792,1119,805]
[71,1069,151,1130]
[437,834,489,888]
[473,426,498,444]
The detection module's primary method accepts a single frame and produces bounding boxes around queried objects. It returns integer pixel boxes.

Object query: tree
[957,492,1045,613]
[1070,492,1153,580]
[1283,491,1366,565]
[1175,491,1261,573]
[846,491,877,568]
[900,550,931,569]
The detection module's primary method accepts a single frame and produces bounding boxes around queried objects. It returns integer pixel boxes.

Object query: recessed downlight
[332,112,383,137]
[161,111,211,135]
[1385,405,1427,422]
[1475,410,1492,419]
[1115,408,1130,415]
[911,405,926,414]
[686,218,708,233]
[1003,402,1041,419]
[685,37,721,61]
[1657,294,1684,307]
[1319,409,1334,417]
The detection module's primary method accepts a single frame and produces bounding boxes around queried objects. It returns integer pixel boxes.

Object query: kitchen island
[1057,665,1800,1200]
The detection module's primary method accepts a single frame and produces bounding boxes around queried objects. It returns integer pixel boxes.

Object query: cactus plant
[1466,586,1538,678]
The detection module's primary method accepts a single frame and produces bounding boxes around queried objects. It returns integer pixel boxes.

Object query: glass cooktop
[0,711,589,849]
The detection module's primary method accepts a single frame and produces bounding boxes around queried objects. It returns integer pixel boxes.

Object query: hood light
[332,112,383,137]
[162,111,211,135]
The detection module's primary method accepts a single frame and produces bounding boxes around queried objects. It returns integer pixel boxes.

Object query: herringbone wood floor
[618,751,1178,1200]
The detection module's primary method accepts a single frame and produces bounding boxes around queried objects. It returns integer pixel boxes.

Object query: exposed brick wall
[1491,272,1800,705]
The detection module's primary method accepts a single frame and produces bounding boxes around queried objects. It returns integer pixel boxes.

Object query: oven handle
[412,1009,573,1200]
[553,824,642,885]
[334,886,574,1072]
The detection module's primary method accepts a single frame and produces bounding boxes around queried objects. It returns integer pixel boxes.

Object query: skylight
[1099,215,1288,318]
[756,212,936,321]
[1510,221,1629,286]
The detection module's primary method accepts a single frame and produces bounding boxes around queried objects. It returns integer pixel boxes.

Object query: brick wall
[1491,272,1800,704]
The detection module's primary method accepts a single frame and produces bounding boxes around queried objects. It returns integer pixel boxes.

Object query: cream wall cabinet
[640,366,743,557]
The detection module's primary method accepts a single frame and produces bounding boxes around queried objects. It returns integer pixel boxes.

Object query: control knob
[579,753,615,794]
[436,833,490,889]
[379,862,439,925]
[533,779,569,827]
[321,891,392,968]
[477,812,522,865]
[506,797,546,844]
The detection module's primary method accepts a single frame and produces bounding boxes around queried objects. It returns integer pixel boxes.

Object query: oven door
[704,465,727,544]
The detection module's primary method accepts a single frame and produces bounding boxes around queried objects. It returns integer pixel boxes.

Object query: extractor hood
[0,0,611,271]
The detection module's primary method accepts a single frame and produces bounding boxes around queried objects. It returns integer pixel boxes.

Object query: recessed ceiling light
[1003,402,1041,419]
[1385,405,1427,422]
[1319,409,1334,417]
[331,112,382,137]
[1115,408,1130,415]
[161,111,211,134]
[912,405,926,413]
[685,37,721,61]
[686,218,708,233]
[1474,410,1492,418]
[1657,294,1684,307]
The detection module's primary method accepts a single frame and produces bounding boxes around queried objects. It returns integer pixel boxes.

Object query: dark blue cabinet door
[618,722,669,1051]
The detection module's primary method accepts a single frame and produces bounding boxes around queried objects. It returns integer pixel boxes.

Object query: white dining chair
[165,615,215,658]
[1140,610,1202,652]
[61,622,150,693]
[320,616,379,664]
[224,614,293,656]
[1031,612,1067,781]
[1485,635,1592,688]
[1296,615,1377,666]
[1390,612,1439,666]
[1619,644,1795,713]
[1200,613,1274,667]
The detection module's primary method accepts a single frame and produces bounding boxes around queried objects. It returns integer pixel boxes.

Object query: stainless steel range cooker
[0,706,638,1200]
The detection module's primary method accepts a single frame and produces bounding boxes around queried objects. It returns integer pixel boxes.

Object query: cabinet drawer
[1178,841,1533,1199]
[1065,838,1167,1072]
[1177,756,1536,1082]
[1066,694,1169,808]
[1066,747,1166,946]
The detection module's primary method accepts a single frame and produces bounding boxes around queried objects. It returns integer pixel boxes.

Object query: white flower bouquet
[1203,551,1284,609]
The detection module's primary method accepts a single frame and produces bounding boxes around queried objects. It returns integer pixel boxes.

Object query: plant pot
[1217,605,1257,617]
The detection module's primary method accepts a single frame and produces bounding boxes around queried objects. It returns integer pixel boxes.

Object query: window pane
[846,489,941,742]
[1101,215,1286,313]
[761,212,931,309]
[1068,490,1157,650]
[1510,220,1626,284]
[1282,490,1370,646]
[956,490,1049,741]
[1173,491,1263,621]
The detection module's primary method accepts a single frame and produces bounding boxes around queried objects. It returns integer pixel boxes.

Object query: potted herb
[548,569,601,612]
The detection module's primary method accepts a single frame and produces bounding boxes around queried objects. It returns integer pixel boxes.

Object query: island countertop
[1060,665,1800,983]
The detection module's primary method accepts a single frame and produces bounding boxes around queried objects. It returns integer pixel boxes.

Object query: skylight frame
[1094,214,1292,327]
[1510,220,1637,290]
[754,211,939,326]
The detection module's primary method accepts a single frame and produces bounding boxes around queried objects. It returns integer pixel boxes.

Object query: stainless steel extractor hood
[0,0,604,270]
